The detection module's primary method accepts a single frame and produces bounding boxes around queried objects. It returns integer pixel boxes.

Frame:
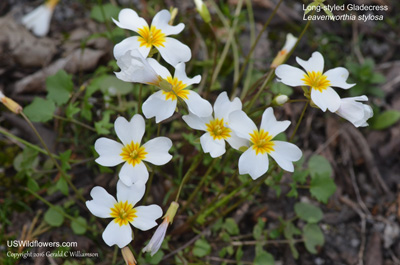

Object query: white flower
[142,217,168,256]
[275,52,355,112]
[336,95,373,127]
[21,0,59,37]
[141,58,212,123]
[113,8,191,66]
[182,92,248,157]
[142,201,179,256]
[229,107,302,180]
[86,180,163,248]
[94,114,172,186]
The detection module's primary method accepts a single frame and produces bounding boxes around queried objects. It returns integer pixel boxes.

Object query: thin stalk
[233,0,284,96]
[53,114,96,132]
[138,84,143,114]
[289,100,309,142]
[244,70,274,111]
[181,158,218,213]
[175,153,203,202]
[25,188,93,232]
[209,0,244,90]
[21,112,85,203]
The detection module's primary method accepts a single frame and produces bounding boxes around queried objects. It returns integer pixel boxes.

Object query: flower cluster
[275,52,373,127]
[85,7,374,261]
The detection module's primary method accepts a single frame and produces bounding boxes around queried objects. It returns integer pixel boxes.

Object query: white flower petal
[225,132,249,150]
[174,63,201,87]
[311,86,341,112]
[275,65,307,87]
[21,5,53,37]
[119,162,149,187]
[142,219,168,256]
[238,148,269,180]
[183,91,213,117]
[260,107,291,138]
[228,110,257,140]
[182,112,211,131]
[142,91,177,123]
[214,92,242,120]
[200,133,226,158]
[102,221,132,248]
[131,205,163,231]
[113,37,151,61]
[151,9,185,36]
[147,58,171,79]
[114,114,145,146]
[324,67,355,89]
[269,141,302,172]
[94,138,124,167]
[281,33,297,53]
[142,137,173,165]
[86,187,117,218]
[112,8,148,33]
[296,51,324,73]
[157,37,191,66]
[115,49,158,84]
[116,180,145,206]
[336,96,373,127]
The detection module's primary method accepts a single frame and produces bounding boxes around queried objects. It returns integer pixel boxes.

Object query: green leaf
[310,174,336,203]
[21,147,39,170]
[289,240,299,259]
[46,70,73,106]
[271,82,293,96]
[44,206,64,227]
[23,97,56,122]
[294,202,323,223]
[253,218,265,240]
[286,182,298,198]
[60,150,72,171]
[292,170,309,184]
[66,102,80,118]
[303,223,324,254]
[91,4,121,23]
[71,217,87,235]
[94,111,114,135]
[98,75,133,96]
[56,177,69,196]
[192,238,211,257]
[284,221,301,239]
[308,155,332,178]
[371,110,400,130]
[27,178,40,192]
[147,250,164,264]
[225,218,240,235]
[254,251,274,265]
[235,246,243,261]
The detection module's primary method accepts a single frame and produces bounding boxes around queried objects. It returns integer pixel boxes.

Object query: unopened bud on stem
[0,91,23,114]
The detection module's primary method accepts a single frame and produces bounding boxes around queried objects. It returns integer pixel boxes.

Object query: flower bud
[271,33,298,68]
[121,246,136,265]
[273,95,289,106]
[194,0,211,23]
[0,91,23,114]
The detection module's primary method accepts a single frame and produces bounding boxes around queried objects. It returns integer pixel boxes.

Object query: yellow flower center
[137,25,166,48]
[110,201,137,226]
[206,118,231,140]
[301,71,331,92]
[45,0,59,9]
[120,141,147,166]
[162,76,189,101]
[249,129,275,155]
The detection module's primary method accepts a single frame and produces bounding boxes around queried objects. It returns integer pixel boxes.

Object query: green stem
[138,84,143,114]
[181,158,218,213]
[234,0,284,97]
[244,70,274,112]
[289,100,309,142]
[209,0,244,90]
[175,153,203,202]
[25,188,93,232]
[53,114,96,132]
[21,113,85,203]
